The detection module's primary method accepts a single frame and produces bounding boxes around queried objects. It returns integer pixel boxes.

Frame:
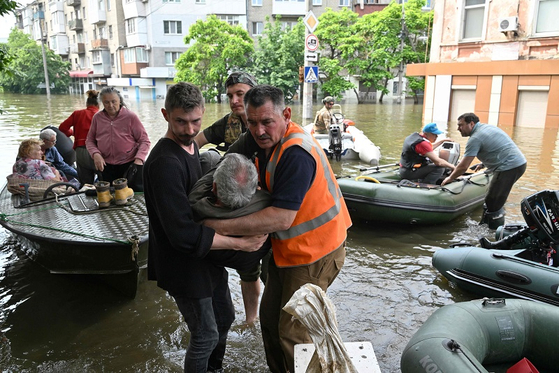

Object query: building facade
[407,0,559,129]
[14,0,394,100]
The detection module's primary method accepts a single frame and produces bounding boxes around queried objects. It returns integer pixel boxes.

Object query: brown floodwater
[0,92,557,372]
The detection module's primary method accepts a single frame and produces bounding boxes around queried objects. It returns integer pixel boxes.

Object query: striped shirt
[464,123,526,172]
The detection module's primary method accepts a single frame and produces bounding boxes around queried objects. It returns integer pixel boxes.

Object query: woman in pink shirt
[86,87,150,189]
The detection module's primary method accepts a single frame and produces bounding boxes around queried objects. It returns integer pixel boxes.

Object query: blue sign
[304,66,319,84]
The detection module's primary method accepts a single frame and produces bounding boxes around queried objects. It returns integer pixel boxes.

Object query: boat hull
[338,168,492,225]
[401,298,559,372]
[432,245,559,306]
[0,185,149,297]
[303,124,381,165]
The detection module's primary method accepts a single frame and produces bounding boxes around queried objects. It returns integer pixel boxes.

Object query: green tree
[314,8,358,99]
[0,29,71,94]
[251,16,305,102]
[345,3,403,103]
[175,15,254,103]
[0,0,17,75]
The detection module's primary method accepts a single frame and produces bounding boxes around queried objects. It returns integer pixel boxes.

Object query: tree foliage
[0,29,71,94]
[313,2,432,103]
[314,8,358,99]
[251,16,305,102]
[174,15,254,103]
[0,0,19,78]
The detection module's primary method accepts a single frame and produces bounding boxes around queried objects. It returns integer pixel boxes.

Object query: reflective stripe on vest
[263,123,349,242]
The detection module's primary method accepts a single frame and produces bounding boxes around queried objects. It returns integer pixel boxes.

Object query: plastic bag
[283,283,359,373]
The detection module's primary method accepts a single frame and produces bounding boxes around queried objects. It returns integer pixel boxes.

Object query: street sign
[303,11,319,34]
[305,51,318,62]
[305,34,319,52]
[304,66,319,84]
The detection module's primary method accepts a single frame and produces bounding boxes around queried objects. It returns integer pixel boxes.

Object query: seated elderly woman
[12,138,62,181]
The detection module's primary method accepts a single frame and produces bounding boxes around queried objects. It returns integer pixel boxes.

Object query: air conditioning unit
[144,44,151,50]
[499,16,518,32]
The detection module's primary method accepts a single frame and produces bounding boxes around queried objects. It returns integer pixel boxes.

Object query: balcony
[33,11,44,20]
[69,42,85,54]
[91,38,109,49]
[90,8,106,24]
[68,18,83,30]
[67,0,80,6]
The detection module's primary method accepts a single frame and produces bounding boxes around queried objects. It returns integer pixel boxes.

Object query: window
[98,26,105,39]
[165,51,181,65]
[252,0,262,5]
[126,19,136,34]
[92,50,102,63]
[217,15,240,26]
[163,0,181,2]
[281,21,296,30]
[252,22,263,35]
[312,0,322,4]
[82,7,86,19]
[107,0,111,11]
[77,32,83,42]
[111,53,115,67]
[164,20,182,34]
[535,0,559,35]
[98,0,105,11]
[462,0,486,40]
[195,0,205,3]
[136,48,148,63]
[339,0,349,6]
[109,25,113,39]
[124,48,135,63]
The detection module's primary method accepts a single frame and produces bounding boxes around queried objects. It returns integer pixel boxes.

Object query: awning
[69,70,93,78]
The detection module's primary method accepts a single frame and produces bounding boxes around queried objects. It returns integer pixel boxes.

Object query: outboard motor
[479,190,559,257]
[438,142,460,166]
[328,117,343,161]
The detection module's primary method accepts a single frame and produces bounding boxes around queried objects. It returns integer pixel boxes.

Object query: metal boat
[0,183,149,298]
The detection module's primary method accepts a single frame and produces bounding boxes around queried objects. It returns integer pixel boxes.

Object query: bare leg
[240,280,261,324]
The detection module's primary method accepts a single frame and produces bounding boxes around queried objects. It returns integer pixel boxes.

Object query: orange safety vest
[256,122,352,267]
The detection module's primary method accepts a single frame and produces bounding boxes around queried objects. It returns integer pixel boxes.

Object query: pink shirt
[86,107,151,165]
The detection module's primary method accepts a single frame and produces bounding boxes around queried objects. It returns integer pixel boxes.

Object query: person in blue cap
[399,122,456,184]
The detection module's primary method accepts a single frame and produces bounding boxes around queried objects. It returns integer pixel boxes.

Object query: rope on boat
[444,339,485,372]
[128,235,140,261]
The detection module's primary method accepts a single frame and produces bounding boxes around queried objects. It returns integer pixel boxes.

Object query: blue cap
[422,123,443,135]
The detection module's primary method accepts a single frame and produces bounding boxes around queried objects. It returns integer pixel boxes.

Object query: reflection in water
[0,92,558,372]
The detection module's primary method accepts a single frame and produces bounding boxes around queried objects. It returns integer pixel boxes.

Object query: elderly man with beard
[143,82,268,373]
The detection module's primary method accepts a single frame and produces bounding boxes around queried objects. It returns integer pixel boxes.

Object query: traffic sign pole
[302,9,319,123]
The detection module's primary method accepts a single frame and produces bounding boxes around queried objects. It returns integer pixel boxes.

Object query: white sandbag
[283,283,359,373]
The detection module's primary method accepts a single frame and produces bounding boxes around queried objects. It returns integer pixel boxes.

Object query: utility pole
[396,0,405,104]
[302,0,313,123]
[37,5,50,98]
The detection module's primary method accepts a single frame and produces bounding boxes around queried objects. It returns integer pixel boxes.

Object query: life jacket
[255,122,352,267]
[400,132,430,170]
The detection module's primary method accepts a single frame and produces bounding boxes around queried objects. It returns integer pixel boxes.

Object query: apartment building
[14,0,393,100]
[407,0,559,129]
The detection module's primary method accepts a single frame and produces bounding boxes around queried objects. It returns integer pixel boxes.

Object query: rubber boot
[480,206,506,230]
[95,181,113,208]
[113,178,134,206]
[479,226,531,249]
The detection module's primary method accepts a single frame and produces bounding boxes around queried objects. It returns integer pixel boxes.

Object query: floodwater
[0,92,558,372]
